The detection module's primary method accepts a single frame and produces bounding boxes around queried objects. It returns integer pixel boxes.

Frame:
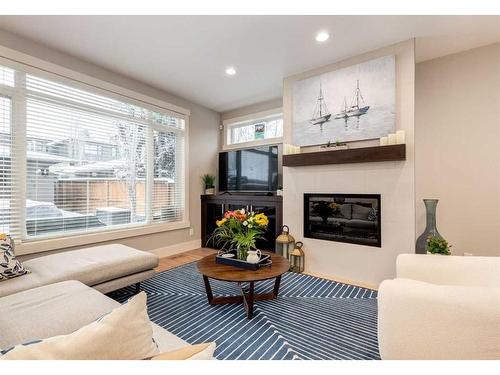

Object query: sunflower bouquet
[210,209,269,260]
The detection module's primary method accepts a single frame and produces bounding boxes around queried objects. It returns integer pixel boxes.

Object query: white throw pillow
[0,292,158,360]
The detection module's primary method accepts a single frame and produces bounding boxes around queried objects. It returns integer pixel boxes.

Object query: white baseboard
[149,239,202,258]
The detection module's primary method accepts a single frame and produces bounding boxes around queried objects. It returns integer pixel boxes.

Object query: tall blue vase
[416,199,443,254]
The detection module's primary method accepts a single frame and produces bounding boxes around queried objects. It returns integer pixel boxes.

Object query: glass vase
[237,246,249,261]
[416,199,444,254]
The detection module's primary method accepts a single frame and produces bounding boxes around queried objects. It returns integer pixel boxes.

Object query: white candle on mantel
[388,133,397,145]
[380,137,388,146]
[396,130,406,144]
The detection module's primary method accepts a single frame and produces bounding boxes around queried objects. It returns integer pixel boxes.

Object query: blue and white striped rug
[109,262,380,360]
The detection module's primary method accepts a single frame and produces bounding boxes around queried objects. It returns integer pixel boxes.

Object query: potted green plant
[202,174,216,195]
[426,236,452,255]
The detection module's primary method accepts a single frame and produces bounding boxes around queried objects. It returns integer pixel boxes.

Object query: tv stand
[253,192,274,196]
[201,194,283,252]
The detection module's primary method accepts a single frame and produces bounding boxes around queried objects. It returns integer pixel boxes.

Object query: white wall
[415,42,500,257]
[282,40,416,288]
[220,98,283,122]
[0,29,220,258]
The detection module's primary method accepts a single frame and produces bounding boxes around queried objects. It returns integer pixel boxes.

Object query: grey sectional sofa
[0,280,187,352]
[0,243,188,353]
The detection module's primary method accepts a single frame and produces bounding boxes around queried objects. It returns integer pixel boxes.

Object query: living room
[1,1,500,372]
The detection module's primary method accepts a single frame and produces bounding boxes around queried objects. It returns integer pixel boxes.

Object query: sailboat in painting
[334,80,370,119]
[334,97,348,120]
[309,82,331,126]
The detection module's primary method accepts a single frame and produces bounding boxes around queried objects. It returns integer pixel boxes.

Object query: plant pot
[276,189,283,196]
[205,187,215,195]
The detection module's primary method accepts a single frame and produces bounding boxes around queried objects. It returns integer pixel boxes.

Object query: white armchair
[378,254,500,359]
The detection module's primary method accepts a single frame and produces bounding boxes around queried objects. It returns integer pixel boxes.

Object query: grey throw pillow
[0,234,30,281]
[351,204,372,220]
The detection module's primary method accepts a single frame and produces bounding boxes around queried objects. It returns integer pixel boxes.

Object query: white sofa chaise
[0,280,187,352]
[0,244,158,298]
[378,254,500,360]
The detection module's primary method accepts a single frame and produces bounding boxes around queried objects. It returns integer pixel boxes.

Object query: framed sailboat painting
[292,55,396,147]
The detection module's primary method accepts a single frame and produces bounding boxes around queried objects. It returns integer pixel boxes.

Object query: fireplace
[304,193,381,247]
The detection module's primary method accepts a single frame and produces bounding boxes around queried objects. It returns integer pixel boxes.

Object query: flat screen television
[218,145,280,193]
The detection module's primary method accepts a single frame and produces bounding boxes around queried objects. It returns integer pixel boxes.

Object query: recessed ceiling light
[225,67,236,76]
[315,31,330,43]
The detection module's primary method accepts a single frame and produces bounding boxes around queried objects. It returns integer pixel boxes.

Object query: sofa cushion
[339,204,352,219]
[0,234,30,281]
[351,204,372,220]
[151,342,217,360]
[346,219,378,229]
[151,322,189,353]
[0,244,159,297]
[1,291,159,360]
[0,280,187,352]
[0,280,118,349]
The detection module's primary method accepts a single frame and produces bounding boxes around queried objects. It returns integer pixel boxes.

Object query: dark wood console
[201,194,283,252]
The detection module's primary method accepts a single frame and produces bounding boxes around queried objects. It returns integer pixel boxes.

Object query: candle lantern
[275,225,295,258]
[289,241,305,273]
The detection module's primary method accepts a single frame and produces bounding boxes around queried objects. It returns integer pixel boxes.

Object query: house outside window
[0,59,189,249]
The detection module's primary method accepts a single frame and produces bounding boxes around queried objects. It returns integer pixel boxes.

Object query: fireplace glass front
[304,193,381,247]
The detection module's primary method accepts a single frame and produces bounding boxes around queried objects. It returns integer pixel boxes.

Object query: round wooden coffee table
[197,252,290,319]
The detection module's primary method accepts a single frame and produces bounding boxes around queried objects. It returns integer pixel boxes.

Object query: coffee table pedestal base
[202,275,282,319]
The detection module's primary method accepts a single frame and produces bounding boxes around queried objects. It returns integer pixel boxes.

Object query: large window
[0,61,187,242]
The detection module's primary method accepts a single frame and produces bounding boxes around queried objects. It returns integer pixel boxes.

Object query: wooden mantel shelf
[282,144,406,167]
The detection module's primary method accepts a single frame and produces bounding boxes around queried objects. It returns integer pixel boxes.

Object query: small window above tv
[222,108,283,149]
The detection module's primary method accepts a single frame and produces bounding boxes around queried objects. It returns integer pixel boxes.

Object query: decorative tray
[215,250,272,271]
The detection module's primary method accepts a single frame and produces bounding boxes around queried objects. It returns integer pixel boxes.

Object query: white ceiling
[0,15,499,112]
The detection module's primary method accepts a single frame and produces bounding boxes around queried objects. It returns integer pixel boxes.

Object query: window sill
[223,137,283,150]
[16,220,191,256]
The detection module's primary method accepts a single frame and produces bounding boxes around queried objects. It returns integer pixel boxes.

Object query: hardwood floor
[156,247,217,272]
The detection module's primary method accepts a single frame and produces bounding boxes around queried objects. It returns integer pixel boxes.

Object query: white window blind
[0,94,14,234]
[0,61,187,241]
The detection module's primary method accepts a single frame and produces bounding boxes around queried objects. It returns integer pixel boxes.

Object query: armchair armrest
[396,254,500,287]
[378,278,500,359]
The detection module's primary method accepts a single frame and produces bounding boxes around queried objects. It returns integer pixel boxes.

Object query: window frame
[0,47,190,256]
[222,108,283,150]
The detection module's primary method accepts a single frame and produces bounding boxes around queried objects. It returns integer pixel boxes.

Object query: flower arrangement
[426,236,452,255]
[210,209,269,260]
[312,201,339,224]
